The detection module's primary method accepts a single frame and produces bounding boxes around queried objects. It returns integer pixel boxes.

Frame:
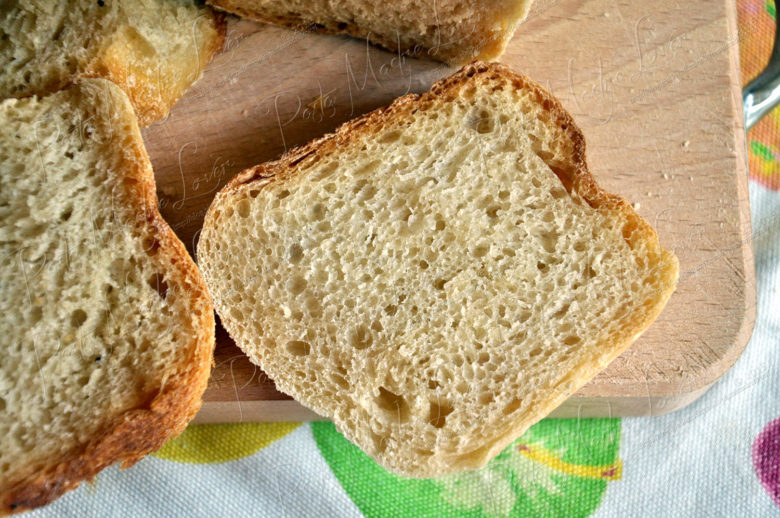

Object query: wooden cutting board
[141,0,755,422]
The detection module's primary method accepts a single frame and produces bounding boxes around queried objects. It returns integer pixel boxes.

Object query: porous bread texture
[208,0,531,65]
[198,62,679,477]
[0,79,214,514]
[0,0,225,127]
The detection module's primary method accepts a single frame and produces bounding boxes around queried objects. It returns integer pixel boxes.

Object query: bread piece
[0,0,225,127]
[198,62,679,477]
[0,79,214,514]
[208,0,531,65]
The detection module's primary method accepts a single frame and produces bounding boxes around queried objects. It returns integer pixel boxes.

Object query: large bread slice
[0,0,225,127]
[197,62,678,477]
[0,79,214,513]
[207,0,531,65]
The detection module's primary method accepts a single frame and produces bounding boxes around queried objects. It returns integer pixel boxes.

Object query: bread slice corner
[0,0,226,126]
[198,61,678,477]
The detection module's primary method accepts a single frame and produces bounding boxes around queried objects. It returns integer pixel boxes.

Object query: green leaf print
[312,419,621,518]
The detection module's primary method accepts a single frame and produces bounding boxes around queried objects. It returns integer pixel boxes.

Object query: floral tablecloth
[29,1,780,516]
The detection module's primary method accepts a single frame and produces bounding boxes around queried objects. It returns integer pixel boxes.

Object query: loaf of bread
[197,62,678,477]
[0,0,225,126]
[207,0,532,65]
[0,79,215,514]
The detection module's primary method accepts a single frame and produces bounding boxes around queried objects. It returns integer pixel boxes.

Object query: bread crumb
[682,140,690,147]
[662,173,669,180]
[689,176,694,181]
[632,202,641,210]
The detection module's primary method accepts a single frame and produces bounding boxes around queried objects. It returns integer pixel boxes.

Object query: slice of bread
[0,79,214,513]
[0,0,225,127]
[207,0,531,65]
[197,62,678,477]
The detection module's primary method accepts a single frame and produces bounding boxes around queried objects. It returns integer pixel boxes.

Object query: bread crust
[207,1,530,65]
[87,10,227,127]
[201,62,678,476]
[0,80,215,514]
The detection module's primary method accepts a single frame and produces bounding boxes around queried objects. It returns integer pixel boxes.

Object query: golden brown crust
[0,80,215,515]
[207,1,529,65]
[203,61,678,476]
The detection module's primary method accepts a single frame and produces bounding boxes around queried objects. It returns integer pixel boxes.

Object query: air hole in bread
[288,243,304,264]
[285,340,310,356]
[354,160,380,177]
[331,372,349,389]
[563,335,581,346]
[277,190,290,199]
[428,399,453,428]
[236,199,251,218]
[349,325,372,350]
[70,309,88,328]
[143,237,160,256]
[230,307,244,321]
[552,303,571,319]
[310,203,326,221]
[536,230,558,253]
[471,243,489,258]
[473,110,494,134]
[550,187,567,200]
[379,130,402,144]
[147,273,168,300]
[288,275,307,296]
[503,398,523,415]
[29,306,43,325]
[375,387,410,423]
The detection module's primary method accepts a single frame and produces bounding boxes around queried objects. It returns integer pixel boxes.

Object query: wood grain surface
[141,0,756,421]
